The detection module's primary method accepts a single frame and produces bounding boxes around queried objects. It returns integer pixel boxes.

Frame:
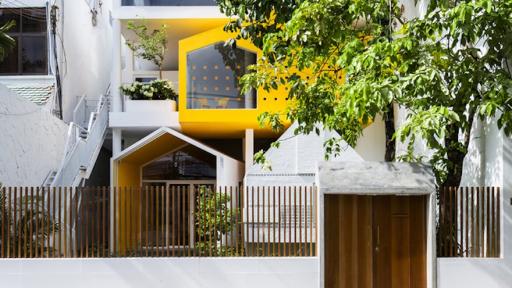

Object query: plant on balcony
[125,21,168,79]
[195,186,241,257]
[121,80,178,101]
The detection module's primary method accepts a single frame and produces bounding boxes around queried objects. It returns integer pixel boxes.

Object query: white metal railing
[72,95,88,128]
[51,93,109,187]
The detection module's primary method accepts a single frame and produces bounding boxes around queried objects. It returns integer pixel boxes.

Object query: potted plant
[125,21,167,79]
[121,80,178,112]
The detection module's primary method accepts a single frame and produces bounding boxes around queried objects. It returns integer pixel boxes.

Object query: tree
[218,0,512,187]
[0,19,15,62]
[194,186,240,256]
[125,21,168,79]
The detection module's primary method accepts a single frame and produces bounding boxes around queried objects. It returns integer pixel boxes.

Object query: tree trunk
[442,124,465,187]
[384,104,396,162]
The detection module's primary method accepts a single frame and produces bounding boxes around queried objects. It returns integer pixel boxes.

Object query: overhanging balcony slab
[109,111,181,130]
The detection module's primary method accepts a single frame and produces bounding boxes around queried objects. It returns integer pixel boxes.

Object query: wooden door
[325,195,427,288]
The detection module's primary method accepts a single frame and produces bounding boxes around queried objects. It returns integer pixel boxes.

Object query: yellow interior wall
[114,133,188,255]
[179,26,291,138]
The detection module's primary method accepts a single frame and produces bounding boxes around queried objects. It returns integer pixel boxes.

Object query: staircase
[50,92,110,187]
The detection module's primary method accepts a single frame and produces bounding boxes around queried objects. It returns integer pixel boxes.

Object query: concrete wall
[56,0,113,122]
[0,258,319,288]
[0,85,68,186]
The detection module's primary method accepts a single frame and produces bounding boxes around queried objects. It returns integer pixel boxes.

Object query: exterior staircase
[50,92,110,187]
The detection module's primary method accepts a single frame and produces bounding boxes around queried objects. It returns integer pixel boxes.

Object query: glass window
[0,36,18,74]
[187,43,257,109]
[22,36,47,74]
[0,8,47,75]
[142,145,216,181]
[0,9,20,33]
[22,8,47,33]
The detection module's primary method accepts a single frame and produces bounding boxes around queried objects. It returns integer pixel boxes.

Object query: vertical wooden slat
[103,187,107,258]
[476,187,481,257]
[486,187,491,257]
[492,187,496,257]
[47,187,51,258]
[24,187,28,258]
[29,187,34,257]
[219,187,223,256]
[96,188,100,258]
[155,186,160,257]
[171,186,175,257]
[261,186,265,256]
[176,186,181,255]
[294,186,297,256]
[288,186,292,257]
[35,187,40,258]
[7,187,11,258]
[458,187,462,256]
[465,187,469,257]
[470,187,475,257]
[257,186,261,256]
[281,186,284,257]
[312,187,319,256]
[448,187,453,257]
[299,186,303,256]
[497,187,501,257]
[144,186,149,257]
[150,186,155,257]
[267,187,271,256]
[272,187,276,257]
[13,187,18,258]
[250,186,254,256]
[58,187,62,257]
[278,187,281,257]
[244,187,249,257]
[229,187,234,256]
[63,187,68,258]
[165,185,170,257]
[182,186,187,256]
[85,187,90,258]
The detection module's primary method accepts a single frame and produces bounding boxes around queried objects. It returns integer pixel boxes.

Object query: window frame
[0,7,49,76]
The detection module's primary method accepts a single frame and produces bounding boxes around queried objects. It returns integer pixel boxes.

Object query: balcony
[121,0,216,6]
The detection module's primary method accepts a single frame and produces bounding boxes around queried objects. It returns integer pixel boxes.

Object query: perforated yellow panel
[179,26,290,138]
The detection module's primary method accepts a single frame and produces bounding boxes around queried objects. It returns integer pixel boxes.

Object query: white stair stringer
[51,93,109,187]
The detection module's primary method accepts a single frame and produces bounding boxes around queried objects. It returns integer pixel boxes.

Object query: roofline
[112,127,241,163]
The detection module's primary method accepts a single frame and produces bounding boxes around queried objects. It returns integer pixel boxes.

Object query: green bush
[121,80,178,101]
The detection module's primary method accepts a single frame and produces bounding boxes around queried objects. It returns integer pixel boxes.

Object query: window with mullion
[0,8,48,75]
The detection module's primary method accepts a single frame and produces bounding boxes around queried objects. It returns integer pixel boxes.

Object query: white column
[244,129,254,172]
[112,18,122,113]
[112,128,122,156]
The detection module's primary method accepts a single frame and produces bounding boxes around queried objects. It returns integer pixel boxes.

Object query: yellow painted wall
[179,26,290,138]
[114,134,188,255]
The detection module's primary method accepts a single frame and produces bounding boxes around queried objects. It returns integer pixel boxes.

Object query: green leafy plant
[0,19,15,62]
[125,21,168,79]
[121,80,178,101]
[218,0,512,188]
[194,186,241,256]
[0,183,61,257]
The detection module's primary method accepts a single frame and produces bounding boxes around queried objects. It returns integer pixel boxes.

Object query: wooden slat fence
[438,186,501,258]
[0,186,317,258]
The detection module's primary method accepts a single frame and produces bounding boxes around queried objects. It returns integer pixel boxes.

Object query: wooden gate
[325,195,427,288]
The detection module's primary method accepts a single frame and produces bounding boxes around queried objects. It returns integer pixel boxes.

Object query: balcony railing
[121,0,216,6]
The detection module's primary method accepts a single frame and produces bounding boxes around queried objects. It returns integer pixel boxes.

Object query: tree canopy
[218,0,512,186]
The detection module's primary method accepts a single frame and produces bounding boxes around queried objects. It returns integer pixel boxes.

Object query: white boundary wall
[0,258,319,288]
